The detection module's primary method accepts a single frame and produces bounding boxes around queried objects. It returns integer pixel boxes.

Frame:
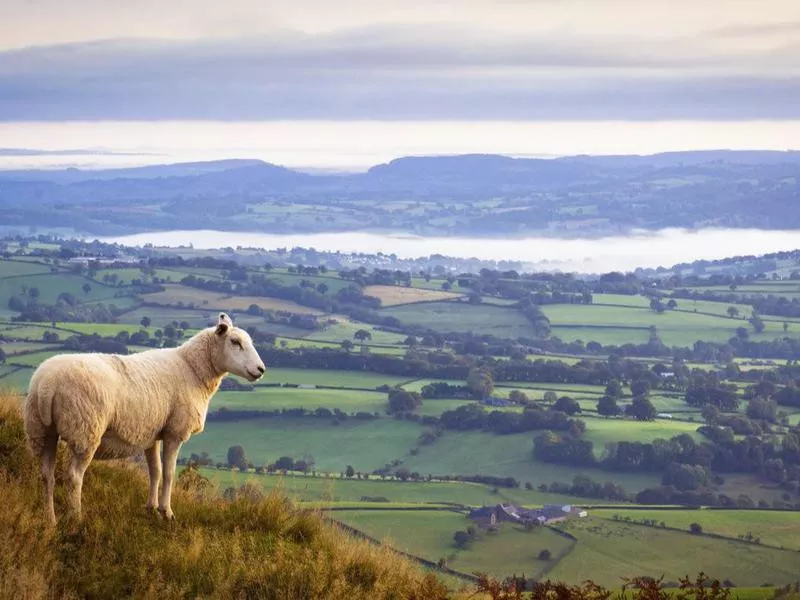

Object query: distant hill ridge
[3,149,800,184]
[1,149,799,235]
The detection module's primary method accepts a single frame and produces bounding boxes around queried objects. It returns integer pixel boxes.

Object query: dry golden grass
[142,284,323,315]
[0,388,449,600]
[363,285,463,307]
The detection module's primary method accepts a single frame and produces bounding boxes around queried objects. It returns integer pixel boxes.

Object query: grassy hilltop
[0,391,449,600]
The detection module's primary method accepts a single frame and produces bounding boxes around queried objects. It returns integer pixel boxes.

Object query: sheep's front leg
[158,437,182,520]
[144,441,162,511]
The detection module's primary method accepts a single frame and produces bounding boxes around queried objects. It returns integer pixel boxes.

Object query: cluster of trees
[387,388,423,413]
[540,475,628,501]
[245,303,321,330]
[60,334,129,355]
[419,381,471,399]
[674,287,800,319]
[685,375,740,411]
[208,406,380,423]
[532,419,800,496]
[533,431,595,465]
[439,403,585,436]
[7,287,128,323]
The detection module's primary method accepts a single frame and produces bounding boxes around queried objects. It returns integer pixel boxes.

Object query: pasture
[381,302,538,338]
[197,467,583,506]
[181,416,423,473]
[0,259,54,278]
[399,430,661,492]
[548,517,800,587]
[262,367,412,388]
[213,387,388,414]
[0,273,123,306]
[580,418,701,453]
[542,303,796,346]
[593,509,800,550]
[305,316,407,345]
[0,341,59,354]
[142,284,322,314]
[363,284,463,306]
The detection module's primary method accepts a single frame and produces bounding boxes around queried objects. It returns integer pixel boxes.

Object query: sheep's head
[214,313,266,382]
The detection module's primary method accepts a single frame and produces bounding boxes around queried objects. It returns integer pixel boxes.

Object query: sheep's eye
[231,339,242,349]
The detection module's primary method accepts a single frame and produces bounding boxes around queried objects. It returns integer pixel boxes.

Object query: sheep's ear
[215,323,229,336]
[218,312,233,326]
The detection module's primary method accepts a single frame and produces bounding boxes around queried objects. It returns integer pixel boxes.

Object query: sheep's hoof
[158,507,175,521]
[145,504,159,515]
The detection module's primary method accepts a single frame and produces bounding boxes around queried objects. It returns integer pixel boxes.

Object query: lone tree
[626,396,657,421]
[749,315,765,333]
[226,445,248,470]
[689,522,703,534]
[388,388,423,413]
[538,549,552,561]
[467,368,494,399]
[542,391,558,404]
[554,396,581,415]
[82,283,92,296]
[596,395,621,418]
[140,316,151,328]
[353,329,372,343]
[727,306,740,319]
[453,530,472,548]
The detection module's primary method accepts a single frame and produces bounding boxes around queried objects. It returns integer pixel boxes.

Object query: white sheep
[23,313,266,524]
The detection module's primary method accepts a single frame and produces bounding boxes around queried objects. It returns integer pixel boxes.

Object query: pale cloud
[0,0,798,120]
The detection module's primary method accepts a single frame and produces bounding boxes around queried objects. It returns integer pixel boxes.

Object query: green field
[6,350,64,366]
[399,430,660,492]
[0,273,125,306]
[581,418,701,453]
[496,382,608,397]
[333,510,574,579]
[543,304,795,347]
[1,341,59,354]
[593,509,800,550]
[330,509,463,566]
[690,281,800,299]
[0,259,54,278]
[213,387,389,414]
[304,318,407,345]
[419,399,478,417]
[262,368,411,388]
[198,468,582,506]
[548,517,800,587]
[0,367,33,390]
[380,302,537,338]
[446,522,573,580]
[181,417,422,472]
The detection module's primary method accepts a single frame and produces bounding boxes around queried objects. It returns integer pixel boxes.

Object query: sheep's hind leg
[158,437,182,521]
[39,435,58,525]
[144,441,162,512]
[66,443,98,521]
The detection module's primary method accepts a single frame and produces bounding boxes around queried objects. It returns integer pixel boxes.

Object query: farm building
[468,503,587,528]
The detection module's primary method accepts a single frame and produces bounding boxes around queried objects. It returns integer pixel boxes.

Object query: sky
[0,0,798,168]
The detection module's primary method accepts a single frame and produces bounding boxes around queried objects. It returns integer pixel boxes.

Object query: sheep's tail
[25,379,55,428]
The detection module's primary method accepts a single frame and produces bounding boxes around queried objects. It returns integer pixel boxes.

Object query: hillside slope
[0,390,448,600]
